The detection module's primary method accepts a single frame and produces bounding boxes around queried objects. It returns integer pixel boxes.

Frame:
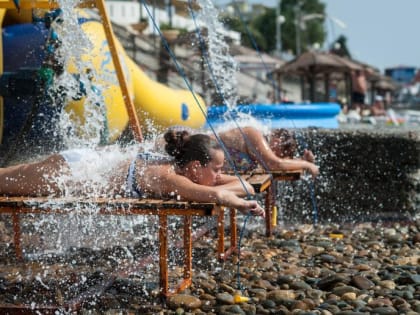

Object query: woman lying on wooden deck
[156,126,319,177]
[0,130,265,217]
[216,126,319,177]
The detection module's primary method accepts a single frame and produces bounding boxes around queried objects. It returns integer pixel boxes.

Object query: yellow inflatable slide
[67,20,207,139]
[0,5,206,144]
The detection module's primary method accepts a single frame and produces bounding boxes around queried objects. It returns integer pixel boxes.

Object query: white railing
[105,1,240,44]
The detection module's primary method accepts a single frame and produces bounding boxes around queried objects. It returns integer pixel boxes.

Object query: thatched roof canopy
[273,51,362,76]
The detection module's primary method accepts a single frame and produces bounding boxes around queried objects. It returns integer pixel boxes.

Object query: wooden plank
[11,213,22,260]
[265,184,276,236]
[159,215,168,296]
[0,197,219,216]
[183,216,192,280]
[0,0,59,9]
[0,206,217,217]
[247,174,272,193]
[217,207,225,260]
[252,169,302,181]
[0,304,68,314]
[0,196,216,209]
[229,168,301,178]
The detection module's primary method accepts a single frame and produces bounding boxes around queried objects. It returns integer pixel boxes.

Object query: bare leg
[0,154,69,196]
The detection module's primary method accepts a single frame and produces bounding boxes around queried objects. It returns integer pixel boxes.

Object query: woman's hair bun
[164,130,190,158]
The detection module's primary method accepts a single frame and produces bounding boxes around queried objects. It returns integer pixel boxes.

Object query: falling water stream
[1,0,418,312]
[50,1,108,148]
[195,0,239,109]
[20,1,159,264]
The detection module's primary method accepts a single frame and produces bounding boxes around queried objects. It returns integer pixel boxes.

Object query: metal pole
[166,0,173,27]
[295,3,301,56]
[95,0,143,142]
[153,0,157,55]
[139,0,143,22]
[276,0,281,56]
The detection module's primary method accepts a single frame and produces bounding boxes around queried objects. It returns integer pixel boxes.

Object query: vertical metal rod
[159,215,168,296]
[276,0,282,56]
[95,0,143,142]
[295,3,301,56]
[12,213,23,260]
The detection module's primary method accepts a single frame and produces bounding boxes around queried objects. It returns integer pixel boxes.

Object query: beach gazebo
[367,72,399,106]
[272,51,362,103]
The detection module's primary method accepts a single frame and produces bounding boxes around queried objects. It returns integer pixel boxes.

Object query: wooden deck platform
[0,196,221,299]
[219,170,302,260]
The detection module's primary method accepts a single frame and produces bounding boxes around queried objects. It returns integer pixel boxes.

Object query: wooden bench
[252,169,302,236]
[0,197,223,298]
[219,170,301,260]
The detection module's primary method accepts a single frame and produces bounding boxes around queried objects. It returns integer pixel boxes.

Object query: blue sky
[215,0,419,73]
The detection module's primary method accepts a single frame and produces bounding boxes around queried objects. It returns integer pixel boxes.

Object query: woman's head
[164,130,224,186]
[269,129,297,158]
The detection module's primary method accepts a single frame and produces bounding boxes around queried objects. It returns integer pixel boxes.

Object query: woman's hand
[215,190,264,217]
[303,149,315,162]
[242,200,265,217]
[306,162,319,179]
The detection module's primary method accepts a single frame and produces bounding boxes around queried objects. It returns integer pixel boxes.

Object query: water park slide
[66,20,206,137]
[0,8,206,149]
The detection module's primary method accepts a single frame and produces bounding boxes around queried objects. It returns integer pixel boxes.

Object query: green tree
[251,8,276,52]
[220,0,326,55]
[280,0,326,55]
[221,13,269,51]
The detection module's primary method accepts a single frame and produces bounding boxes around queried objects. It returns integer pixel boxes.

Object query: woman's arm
[242,127,320,178]
[267,158,319,178]
[141,165,264,216]
[215,174,255,196]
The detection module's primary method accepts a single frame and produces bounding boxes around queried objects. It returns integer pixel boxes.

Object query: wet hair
[164,130,222,169]
[271,129,297,158]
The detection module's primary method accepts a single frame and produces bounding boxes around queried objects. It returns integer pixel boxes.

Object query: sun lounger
[251,169,302,236]
[219,170,302,260]
[0,196,222,298]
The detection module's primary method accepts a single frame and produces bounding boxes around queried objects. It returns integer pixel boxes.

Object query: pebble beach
[0,218,419,314]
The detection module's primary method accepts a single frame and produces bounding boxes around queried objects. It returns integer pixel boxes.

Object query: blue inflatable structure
[206,103,342,129]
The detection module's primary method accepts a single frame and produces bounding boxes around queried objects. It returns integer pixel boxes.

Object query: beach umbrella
[273,51,363,102]
[276,51,357,75]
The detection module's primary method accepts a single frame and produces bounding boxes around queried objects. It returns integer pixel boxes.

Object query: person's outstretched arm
[142,165,264,216]
[242,127,319,178]
[215,174,255,196]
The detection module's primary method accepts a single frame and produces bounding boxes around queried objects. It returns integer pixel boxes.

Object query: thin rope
[295,132,319,225]
[231,0,320,225]
[140,0,253,197]
[308,180,318,225]
[187,1,274,179]
[236,211,252,291]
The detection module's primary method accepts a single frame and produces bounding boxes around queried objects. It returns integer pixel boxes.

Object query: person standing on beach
[351,69,367,113]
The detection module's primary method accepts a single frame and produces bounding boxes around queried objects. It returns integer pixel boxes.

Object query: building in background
[385,66,417,85]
